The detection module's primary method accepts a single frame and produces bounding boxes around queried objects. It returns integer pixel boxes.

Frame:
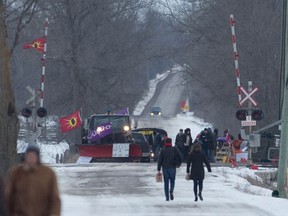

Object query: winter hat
[25,145,40,156]
[164,138,172,147]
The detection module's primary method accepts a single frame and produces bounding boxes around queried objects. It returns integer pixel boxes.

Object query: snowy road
[151,71,186,117]
[54,163,288,216]
[135,69,209,140]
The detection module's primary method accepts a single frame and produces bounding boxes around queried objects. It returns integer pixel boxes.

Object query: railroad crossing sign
[239,86,258,107]
[26,85,41,105]
[241,115,256,127]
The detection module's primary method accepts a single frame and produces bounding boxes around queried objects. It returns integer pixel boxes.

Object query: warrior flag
[59,110,82,133]
[87,122,113,141]
[23,37,45,52]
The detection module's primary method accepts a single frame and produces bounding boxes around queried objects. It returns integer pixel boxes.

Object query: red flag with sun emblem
[23,37,45,52]
[59,110,82,133]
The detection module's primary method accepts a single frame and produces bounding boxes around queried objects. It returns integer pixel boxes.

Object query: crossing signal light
[252,109,264,120]
[21,107,32,118]
[236,109,248,120]
[37,107,47,118]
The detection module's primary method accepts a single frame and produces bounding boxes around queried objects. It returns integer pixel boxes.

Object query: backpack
[173,147,182,168]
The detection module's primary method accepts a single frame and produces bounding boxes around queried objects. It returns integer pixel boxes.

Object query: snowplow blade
[77,143,142,162]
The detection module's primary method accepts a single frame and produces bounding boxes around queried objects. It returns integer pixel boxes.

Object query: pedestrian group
[157,127,229,202]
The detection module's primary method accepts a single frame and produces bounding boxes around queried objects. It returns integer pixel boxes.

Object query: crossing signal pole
[230,15,264,163]
[21,18,49,146]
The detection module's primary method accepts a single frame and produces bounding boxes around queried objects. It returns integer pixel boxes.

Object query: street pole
[248,81,252,161]
[277,0,288,198]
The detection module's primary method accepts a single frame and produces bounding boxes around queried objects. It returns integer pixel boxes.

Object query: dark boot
[198,192,203,201]
[170,193,174,201]
[194,196,198,202]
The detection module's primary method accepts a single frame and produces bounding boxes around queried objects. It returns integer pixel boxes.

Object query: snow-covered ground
[17,139,70,164]
[53,163,287,216]
[17,116,70,164]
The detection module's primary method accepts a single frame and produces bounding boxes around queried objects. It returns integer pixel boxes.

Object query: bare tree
[0,0,18,176]
[4,0,39,55]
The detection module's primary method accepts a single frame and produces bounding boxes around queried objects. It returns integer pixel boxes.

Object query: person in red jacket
[186,142,211,202]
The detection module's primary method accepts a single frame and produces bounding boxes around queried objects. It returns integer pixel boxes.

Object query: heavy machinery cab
[78,113,143,162]
[82,114,132,144]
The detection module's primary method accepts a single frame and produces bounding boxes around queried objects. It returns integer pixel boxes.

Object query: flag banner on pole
[87,122,113,141]
[115,107,129,115]
[183,98,189,112]
[180,101,185,109]
[59,110,82,133]
[23,37,45,52]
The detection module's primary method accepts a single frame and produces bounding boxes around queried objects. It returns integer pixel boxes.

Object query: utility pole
[277,0,288,198]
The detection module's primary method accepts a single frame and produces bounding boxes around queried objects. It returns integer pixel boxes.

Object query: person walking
[153,132,163,162]
[175,129,185,158]
[157,138,183,201]
[199,128,211,160]
[183,128,193,162]
[186,142,211,202]
[5,145,61,216]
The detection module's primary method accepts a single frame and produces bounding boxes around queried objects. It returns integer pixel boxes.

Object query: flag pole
[40,18,48,108]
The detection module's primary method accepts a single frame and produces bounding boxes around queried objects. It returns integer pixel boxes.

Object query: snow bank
[18,139,70,164]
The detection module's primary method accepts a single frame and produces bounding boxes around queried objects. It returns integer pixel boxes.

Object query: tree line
[0,0,284,174]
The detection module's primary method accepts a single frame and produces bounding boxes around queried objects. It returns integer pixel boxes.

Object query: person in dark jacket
[199,128,211,160]
[186,142,211,202]
[183,128,193,162]
[0,176,6,216]
[157,138,183,201]
[153,132,163,161]
[175,129,185,157]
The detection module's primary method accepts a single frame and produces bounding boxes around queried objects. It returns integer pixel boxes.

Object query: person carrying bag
[157,138,183,201]
[186,142,211,202]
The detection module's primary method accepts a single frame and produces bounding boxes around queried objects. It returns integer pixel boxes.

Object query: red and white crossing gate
[230,14,259,108]
[239,86,258,107]
[230,14,242,103]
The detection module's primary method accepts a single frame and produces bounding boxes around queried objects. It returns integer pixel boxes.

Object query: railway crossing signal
[21,107,32,118]
[251,109,264,120]
[236,109,264,122]
[22,86,47,145]
[239,86,258,107]
[37,107,47,118]
[236,109,248,120]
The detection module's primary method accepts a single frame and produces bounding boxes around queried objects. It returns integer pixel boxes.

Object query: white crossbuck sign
[239,86,258,107]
